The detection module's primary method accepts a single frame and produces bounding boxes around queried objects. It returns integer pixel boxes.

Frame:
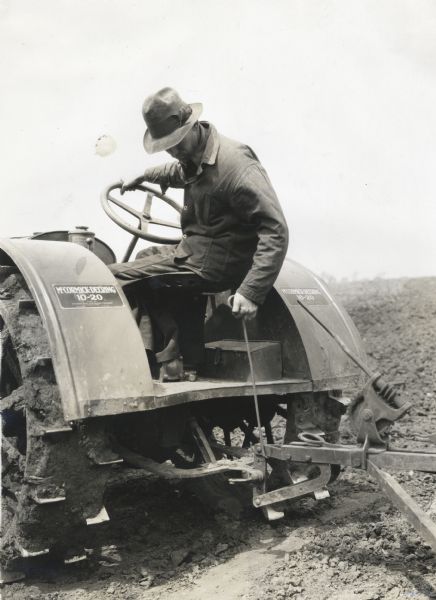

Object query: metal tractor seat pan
[142,271,231,293]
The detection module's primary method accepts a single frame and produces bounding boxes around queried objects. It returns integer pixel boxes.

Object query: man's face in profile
[166,126,198,165]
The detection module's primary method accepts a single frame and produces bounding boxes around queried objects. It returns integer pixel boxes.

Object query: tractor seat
[143,271,231,294]
[140,272,232,373]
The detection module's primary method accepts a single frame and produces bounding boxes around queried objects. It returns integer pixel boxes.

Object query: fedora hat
[142,87,203,154]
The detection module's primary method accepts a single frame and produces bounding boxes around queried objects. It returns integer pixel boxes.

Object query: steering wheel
[101,181,182,244]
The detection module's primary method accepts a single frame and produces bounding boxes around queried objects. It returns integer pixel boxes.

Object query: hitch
[251,366,436,546]
[251,300,436,549]
[254,378,436,551]
[260,437,436,551]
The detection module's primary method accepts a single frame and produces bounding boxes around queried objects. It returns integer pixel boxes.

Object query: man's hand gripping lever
[230,292,258,321]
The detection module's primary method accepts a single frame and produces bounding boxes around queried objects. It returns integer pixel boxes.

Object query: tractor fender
[0,238,154,421]
[274,259,367,390]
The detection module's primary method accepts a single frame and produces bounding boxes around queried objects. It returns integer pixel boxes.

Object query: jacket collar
[199,122,219,167]
[180,122,220,182]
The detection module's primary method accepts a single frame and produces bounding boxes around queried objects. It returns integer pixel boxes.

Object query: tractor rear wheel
[0,268,110,570]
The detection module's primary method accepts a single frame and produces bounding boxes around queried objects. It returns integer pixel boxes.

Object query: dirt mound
[3,277,436,600]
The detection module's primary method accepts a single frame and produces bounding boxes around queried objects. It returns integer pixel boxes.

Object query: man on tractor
[109,87,289,380]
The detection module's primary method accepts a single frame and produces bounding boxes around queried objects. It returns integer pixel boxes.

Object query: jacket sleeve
[230,163,289,305]
[143,162,186,194]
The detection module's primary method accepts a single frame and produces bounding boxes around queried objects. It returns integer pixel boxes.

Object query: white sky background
[1,0,435,280]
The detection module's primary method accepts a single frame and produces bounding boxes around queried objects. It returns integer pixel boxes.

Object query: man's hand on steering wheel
[231,292,258,320]
[101,181,182,244]
[120,175,146,195]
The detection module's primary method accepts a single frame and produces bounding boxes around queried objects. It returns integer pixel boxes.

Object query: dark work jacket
[143,122,289,305]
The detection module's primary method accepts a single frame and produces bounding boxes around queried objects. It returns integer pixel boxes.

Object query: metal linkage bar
[253,465,331,508]
[263,443,436,474]
[369,448,436,473]
[263,442,367,468]
[368,461,436,553]
[241,319,266,457]
[190,417,217,464]
[115,442,263,482]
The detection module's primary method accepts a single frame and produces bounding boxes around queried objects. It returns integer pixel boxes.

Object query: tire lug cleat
[63,551,88,565]
[17,544,50,558]
[86,505,110,526]
[262,506,284,521]
[313,487,330,500]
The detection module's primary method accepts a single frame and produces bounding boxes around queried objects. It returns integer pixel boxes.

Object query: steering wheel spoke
[142,193,153,219]
[106,194,142,219]
[101,182,182,245]
[148,217,182,230]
